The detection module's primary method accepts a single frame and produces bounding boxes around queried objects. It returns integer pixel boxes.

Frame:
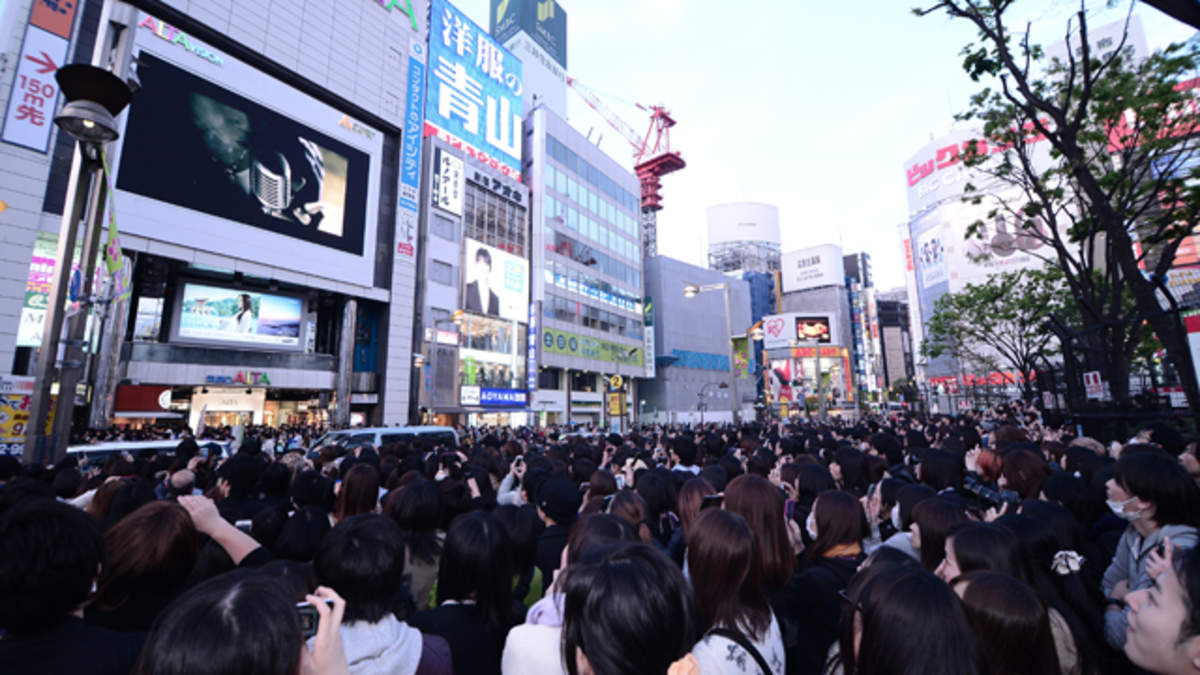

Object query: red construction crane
[566,77,685,213]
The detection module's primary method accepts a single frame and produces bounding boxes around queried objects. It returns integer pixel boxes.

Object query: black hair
[273,505,332,563]
[562,542,695,675]
[1114,452,1200,527]
[314,513,406,623]
[218,455,261,499]
[0,498,104,634]
[475,246,492,267]
[437,510,514,636]
[794,462,835,509]
[870,432,904,466]
[947,521,1028,581]
[895,483,936,531]
[831,447,867,494]
[133,570,301,675]
[493,503,541,574]
[290,470,335,513]
[954,571,1061,675]
[671,437,698,466]
[260,462,291,498]
[919,449,963,492]
[383,478,443,566]
[854,568,980,675]
[250,504,288,550]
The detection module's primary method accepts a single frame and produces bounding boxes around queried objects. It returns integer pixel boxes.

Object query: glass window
[567,149,578,174]
[557,170,567,195]
[589,190,598,214]
[430,260,454,286]
[567,207,578,231]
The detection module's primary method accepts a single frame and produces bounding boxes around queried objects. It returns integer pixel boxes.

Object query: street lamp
[683,282,742,424]
[697,381,729,425]
[25,64,134,465]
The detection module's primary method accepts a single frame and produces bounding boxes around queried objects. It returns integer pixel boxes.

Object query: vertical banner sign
[526,301,539,393]
[643,296,656,379]
[426,0,524,179]
[1,0,81,151]
[397,40,427,259]
[732,337,752,379]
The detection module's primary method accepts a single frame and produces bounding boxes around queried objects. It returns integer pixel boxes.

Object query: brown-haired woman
[688,508,785,674]
[667,477,716,566]
[85,501,201,632]
[332,463,380,525]
[724,474,794,591]
[609,489,654,545]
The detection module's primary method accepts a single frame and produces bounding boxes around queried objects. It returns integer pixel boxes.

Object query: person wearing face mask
[1101,453,1200,650]
[771,491,868,675]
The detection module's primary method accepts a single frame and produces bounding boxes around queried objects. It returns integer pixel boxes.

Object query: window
[538,368,561,390]
[430,260,454,286]
[432,214,455,241]
[557,170,567,195]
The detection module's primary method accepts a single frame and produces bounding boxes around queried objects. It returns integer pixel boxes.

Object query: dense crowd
[4,404,1200,674]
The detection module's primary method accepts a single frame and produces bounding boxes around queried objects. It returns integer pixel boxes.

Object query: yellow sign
[0,392,55,455]
[609,374,624,391]
[607,393,625,416]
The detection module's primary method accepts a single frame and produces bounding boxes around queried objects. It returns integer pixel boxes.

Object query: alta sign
[206,372,271,386]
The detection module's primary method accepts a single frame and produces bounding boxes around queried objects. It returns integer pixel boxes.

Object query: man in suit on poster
[465,246,500,316]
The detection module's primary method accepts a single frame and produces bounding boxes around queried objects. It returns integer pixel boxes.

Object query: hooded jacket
[1101,523,1198,649]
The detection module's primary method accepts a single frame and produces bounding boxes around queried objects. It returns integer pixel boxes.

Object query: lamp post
[697,381,729,425]
[24,63,134,465]
[684,282,741,424]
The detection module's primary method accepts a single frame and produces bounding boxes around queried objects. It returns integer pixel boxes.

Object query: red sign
[114,385,171,412]
[905,122,1049,188]
[30,0,80,40]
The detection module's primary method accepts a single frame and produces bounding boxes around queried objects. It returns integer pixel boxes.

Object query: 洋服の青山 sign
[138,16,223,66]
[206,371,271,386]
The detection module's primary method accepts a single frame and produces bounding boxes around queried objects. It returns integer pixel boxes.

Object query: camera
[297,599,334,639]
[963,474,1021,509]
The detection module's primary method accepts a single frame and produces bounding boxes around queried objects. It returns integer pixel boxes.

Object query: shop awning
[113,411,184,419]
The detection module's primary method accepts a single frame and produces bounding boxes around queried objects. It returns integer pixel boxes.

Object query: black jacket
[409,603,504,675]
[769,552,865,675]
[534,523,571,588]
[0,617,144,675]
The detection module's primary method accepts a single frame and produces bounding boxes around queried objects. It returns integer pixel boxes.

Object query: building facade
[525,105,647,428]
[844,252,883,399]
[876,287,914,390]
[641,256,753,424]
[1,0,429,445]
[706,202,781,275]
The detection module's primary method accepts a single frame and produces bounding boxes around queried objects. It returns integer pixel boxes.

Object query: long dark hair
[803,490,868,566]
[833,554,922,674]
[562,543,694,675]
[437,511,513,636]
[687,509,771,640]
[912,497,967,571]
[91,501,200,611]
[725,474,794,590]
[855,568,981,675]
[333,464,379,523]
[954,570,1061,675]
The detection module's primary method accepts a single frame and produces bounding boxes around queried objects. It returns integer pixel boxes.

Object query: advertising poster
[766,360,795,403]
[427,0,524,179]
[177,283,302,348]
[0,376,54,456]
[795,316,832,344]
[17,232,81,348]
[541,327,644,366]
[761,312,838,350]
[463,238,529,322]
[117,52,370,255]
[732,336,753,379]
[916,225,948,289]
[780,244,844,293]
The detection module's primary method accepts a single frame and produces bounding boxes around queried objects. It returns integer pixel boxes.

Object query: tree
[922,267,1069,400]
[916,0,1200,413]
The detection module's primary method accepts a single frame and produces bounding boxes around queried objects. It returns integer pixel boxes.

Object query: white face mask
[1107,496,1142,521]
[891,504,903,532]
[806,512,819,541]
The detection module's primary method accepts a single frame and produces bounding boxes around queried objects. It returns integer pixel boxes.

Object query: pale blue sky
[456,0,1196,290]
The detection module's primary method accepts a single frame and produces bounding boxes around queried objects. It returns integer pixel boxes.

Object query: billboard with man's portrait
[462,238,528,323]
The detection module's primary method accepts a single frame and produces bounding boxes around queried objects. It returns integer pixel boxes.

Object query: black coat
[409,603,504,675]
[534,523,571,589]
[769,552,865,675]
[0,618,144,675]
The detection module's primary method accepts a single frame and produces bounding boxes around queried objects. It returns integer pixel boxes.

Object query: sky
[454,0,1196,291]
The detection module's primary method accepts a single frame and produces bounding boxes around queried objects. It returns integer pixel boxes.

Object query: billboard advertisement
[706,202,781,247]
[761,312,839,350]
[490,0,568,69]
[780,244,844,293]
[541,327,644,367]
[433,147,465,215]
[766,360,796,404]
[427,0,524,180]
[16,232,80,348]
[117,52,370,255]
[174,282,303,349]
[463,238,529,322]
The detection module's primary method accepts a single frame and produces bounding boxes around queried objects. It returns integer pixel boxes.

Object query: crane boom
[566,77,645,160]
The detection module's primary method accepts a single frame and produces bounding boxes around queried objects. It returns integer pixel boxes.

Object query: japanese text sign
[426,0,524,180]
[2,0,79,153]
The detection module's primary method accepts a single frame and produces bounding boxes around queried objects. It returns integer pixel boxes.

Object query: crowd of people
[4,404,1200,674]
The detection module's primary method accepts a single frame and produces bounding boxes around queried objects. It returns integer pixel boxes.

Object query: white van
[312,425,459,451]
[66,438,231,467]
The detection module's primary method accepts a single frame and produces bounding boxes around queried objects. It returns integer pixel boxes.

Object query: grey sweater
[1100,523,1198,649]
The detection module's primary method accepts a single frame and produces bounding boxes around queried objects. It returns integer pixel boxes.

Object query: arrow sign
[25,51,57,74]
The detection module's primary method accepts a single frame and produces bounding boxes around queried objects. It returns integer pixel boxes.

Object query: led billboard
[463,239,529,322]
[116,52,370,255]
[174,282,303,349]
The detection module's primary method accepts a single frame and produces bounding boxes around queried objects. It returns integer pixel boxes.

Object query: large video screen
[176,282,302,348]
[116,52,369,255]
[795,316,832,344]
[462,239,529,323]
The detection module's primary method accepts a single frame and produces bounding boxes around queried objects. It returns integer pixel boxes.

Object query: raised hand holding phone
[301,586,348,675]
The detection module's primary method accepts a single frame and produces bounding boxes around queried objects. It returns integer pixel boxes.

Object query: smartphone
[297,599,334,639]
[615,474,626,490]
[784,499,795,522]
[867,482,877,499]
[701,494,723,511]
